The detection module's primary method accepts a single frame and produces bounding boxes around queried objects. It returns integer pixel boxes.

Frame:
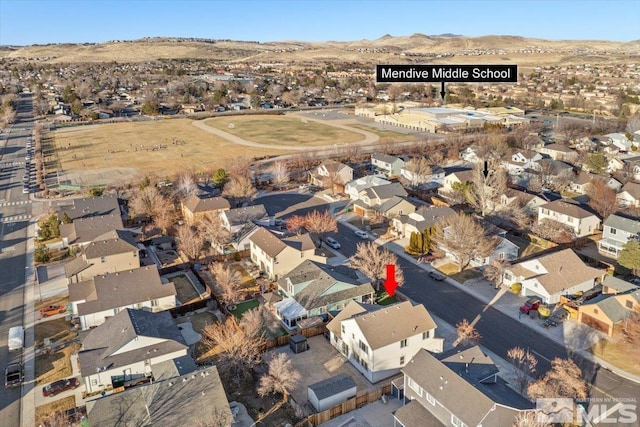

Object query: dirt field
[203,115,364,146]
[52,119,292,182]
[35,395,76,426]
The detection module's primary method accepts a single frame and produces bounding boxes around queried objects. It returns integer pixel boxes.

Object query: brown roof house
[578,278,640,336]
[617,181,640,208]
[64,229,140,284]
[309,160,354,194]
[274,260,374,329]
[502,248,604,304]
[327,300,443,383]
[248,227,327,280]
[69,266,177,330]
[78,308,193,394]
[537,199,601,238]
[392,346,534,427]
[180,194,230,226]
[86,364,233,426]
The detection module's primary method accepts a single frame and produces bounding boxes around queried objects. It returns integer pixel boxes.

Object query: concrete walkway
[335,215,640,385]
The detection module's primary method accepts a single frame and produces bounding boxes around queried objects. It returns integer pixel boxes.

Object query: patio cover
[275,297,308,320]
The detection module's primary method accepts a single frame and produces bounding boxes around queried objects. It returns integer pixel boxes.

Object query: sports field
[203,115,364,146]
[53,118,291,178]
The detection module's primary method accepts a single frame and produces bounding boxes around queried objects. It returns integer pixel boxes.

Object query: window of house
[594,308,599,314]
[151,299,159,307]
[626,300,634,309]
[318,307,326,314]
[400,356,405,365]
[400,339,407,348]
[359,340,369,353]
[610,228,617,235]
[504,272,512,281]
[341,325,345,334]
[451,414,466,427]
[101,256,106,263]
[133,251,137,257]
[499,252,505,260]
[423,331,430,339]
[426,391,436,405]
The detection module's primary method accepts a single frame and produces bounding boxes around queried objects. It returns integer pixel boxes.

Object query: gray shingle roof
[83,229,138,259]
[223,204,268,226]
[308,374,356,400]
[372,153,403,165]
[402,347,532,427]
[70,266,176,316]
[539,199,597,219]
[604,214,640,235]
[60,214,125,246]
[393,399,446,427]
[85,365,232,427]
[363,183,408,201]
[59,194,120,221]
[277,260,374,311]
[249,227,287,258]
[79,308,187,377]
[602,275,639,294]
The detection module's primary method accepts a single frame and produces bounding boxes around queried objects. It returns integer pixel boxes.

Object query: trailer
[8,326,24,351]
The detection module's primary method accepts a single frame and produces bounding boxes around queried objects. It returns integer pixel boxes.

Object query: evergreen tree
[619,240,640,275]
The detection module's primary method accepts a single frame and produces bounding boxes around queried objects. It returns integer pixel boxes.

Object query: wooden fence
[294,383,393,427]
[263,325,327,350]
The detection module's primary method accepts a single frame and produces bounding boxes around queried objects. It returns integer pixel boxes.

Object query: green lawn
[376,290,398,306]
[229,299,260,318]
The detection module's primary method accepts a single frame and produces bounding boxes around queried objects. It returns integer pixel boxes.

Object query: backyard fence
[263,325,327,350]
[294,383,393,427]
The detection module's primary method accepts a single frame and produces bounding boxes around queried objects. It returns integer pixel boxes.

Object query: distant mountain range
[0,34,637,67]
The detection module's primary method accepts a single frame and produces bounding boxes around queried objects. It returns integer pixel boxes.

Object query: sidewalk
[336,216,640,385]
[21,218,37,427]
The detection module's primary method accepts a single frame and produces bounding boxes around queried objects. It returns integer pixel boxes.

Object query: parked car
[42,377,80,397]
[544,308,570,327]
[428,270,446,281]
[299,183,310,190]
[519,297,542,314]
[325,237,341,249]
[4,363,23,389]
[40,305,66,317]
[354,230,368,239]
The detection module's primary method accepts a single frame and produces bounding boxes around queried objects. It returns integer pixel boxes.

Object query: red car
[40,305,66,317]
[42,377,80,397]
[519,297,542,314]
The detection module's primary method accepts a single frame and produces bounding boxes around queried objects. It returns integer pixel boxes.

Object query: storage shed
[307,374,357,412]
[289,334,307,354]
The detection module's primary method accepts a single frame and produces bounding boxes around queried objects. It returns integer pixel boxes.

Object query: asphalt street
[0,93,35,427]
[257,192,640,426]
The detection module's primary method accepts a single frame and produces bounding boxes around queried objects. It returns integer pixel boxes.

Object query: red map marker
[383,264,399,297]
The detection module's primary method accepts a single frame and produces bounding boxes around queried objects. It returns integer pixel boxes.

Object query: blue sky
[1,0,639,45]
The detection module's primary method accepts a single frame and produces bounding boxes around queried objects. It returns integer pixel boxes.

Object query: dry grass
[53,119,291,177]
[590,339,640,376]
[35,395,76,427]
[35,295,69,313]
[230,263,256,288]
[34,317,77,348]
[204,115,364,146]
[171,274,201,305]
[35,343,81,385]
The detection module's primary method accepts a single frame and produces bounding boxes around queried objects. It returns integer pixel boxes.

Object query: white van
[8,326,24,351]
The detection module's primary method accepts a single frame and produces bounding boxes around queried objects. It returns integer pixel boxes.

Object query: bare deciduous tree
[527,358,587,400]
[211,262,242,305]
[350,241,404,291]
[240,305,280,339]
[269,161,290,188]
[175,225,205,263]
[223,176,257,207]
[258,353,301,400]
[225,157,253,180]
[471,161,508,217]
[195,408,235,427]
[432,212,498,272]
[175,173,198,200]
[454,318,481,347]
[401,157,433,187]
[513,411,551,427]
[623,309,640,345]
[201,317,264,385]
[507,346,538,394]
[626,113,640,135]
[285,214,306,235]
[483,258,511,289]
[532,219,575,244]
[303,210,338,243]
[586,179,618,219]
[129,186,175,234]
[198,213,232,254]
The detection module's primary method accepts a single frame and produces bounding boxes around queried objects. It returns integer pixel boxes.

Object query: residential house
[86,365,232,426]
[371,153,405,177]
[459,146,482,163]
[69,266,177,330]
[345,175,390,200]
[537,143,579,162]
[522,133,544,151]
[602,275,639,296]
[598,214,640,259]
[352,183,412,218]
[400,163,445,189]
[439,169,474,194]
[59,194,121,221]
[537,199,601,237]
[568,172,622,195]
[393,346,533,427]
[274,260,375,328]
[219,204,269,234]
[249,227,326,279]
[617,181,640,208]
[532,158,574,187]
[181,194,230,226]
[496,188,551,216]
[78,308,192,393]
[470,223,520,267]
[501,149,543,176]
[327,301,443,383]
[65,229,140,284]
[606,133,633,152]
[309,160,354,193]
[578,284,640,336]
[60,214,125,248]
[391,205,456,238]
[502,248,604,304]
